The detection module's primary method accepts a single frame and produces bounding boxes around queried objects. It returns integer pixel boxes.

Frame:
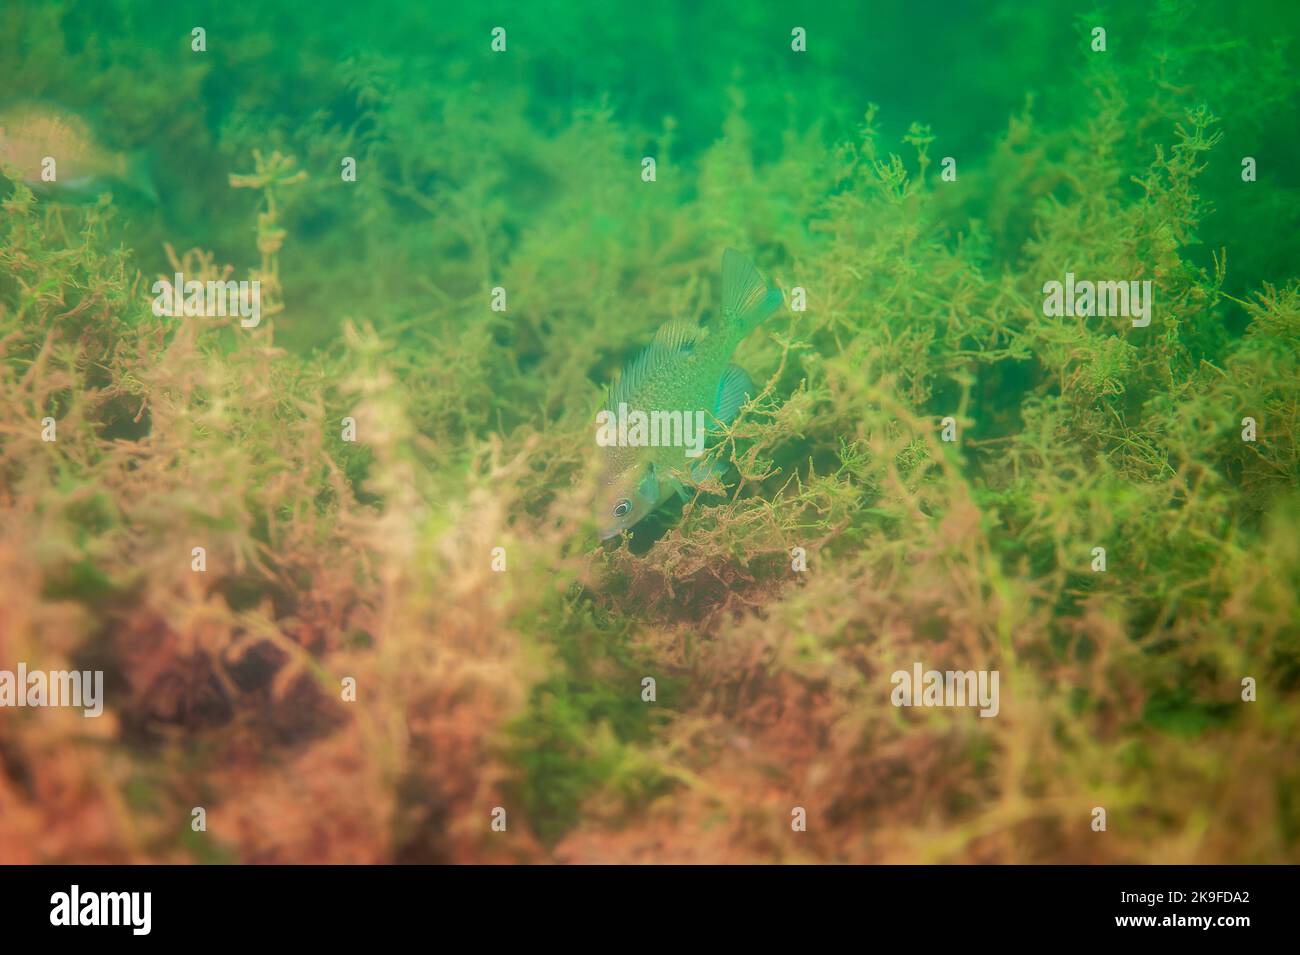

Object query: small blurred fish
[0,100,157,202]
[595,249,783,540]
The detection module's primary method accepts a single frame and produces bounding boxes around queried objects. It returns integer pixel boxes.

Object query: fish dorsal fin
[721,248,782,334]
[713,363,755,426]
[652,320,704,352]
[608,321,703,410]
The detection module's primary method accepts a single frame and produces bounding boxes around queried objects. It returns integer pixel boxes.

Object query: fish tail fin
[721,248,782,336]
[124,148,159,204]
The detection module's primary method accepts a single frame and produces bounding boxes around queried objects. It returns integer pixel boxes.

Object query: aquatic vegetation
[0,0,1298,864]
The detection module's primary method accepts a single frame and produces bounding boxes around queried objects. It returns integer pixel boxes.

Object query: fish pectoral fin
[689,456,727,486]
[638,464,660,501]
[663,458,726,501]
[713,363,755,427]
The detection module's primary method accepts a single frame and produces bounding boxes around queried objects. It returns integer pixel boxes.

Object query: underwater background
[1,0,1298,863]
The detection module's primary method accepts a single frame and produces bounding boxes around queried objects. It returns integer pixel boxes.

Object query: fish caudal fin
[125,148,159,204]
[721,248,782,335]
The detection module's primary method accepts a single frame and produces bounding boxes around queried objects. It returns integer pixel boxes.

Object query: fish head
[597,460,661,540]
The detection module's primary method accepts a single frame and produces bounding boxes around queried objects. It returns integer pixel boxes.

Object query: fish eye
[612,499,631,518]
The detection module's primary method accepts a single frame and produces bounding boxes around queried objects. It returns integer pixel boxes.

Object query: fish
[595,249,783,540]
[0,100,157,202]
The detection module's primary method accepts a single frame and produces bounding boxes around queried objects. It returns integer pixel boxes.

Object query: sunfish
[0,100,157,202]
[595,249,782,540]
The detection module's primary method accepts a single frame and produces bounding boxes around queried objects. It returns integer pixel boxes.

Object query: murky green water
[1,0,1298,864]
